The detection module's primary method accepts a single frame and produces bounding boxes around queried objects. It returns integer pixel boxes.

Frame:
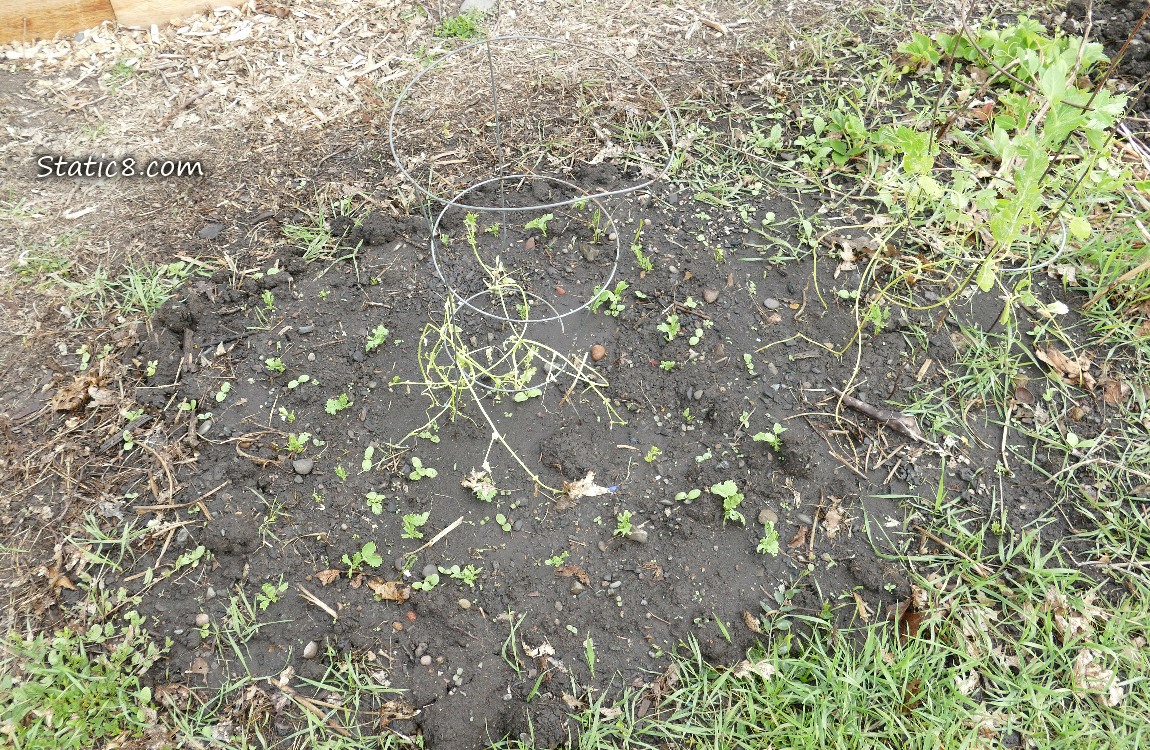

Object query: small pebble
[590,344,607,362]
[570,582,585,595]
[205,586,216,600]
[303,641,319,659]
[703,288,720,304]
[194,613,210,627]
[764,297,781,310]
[458,598,472,610]
[627,529,649,544]
[420,655,433,666]
[196,419,213,437]
[292,458,314,476]
[609,580,622,590]
[554,601,563,612]
[758,508,778,525]
[394,557,408,573]
[524,237,536,250]
[422,564,438,579]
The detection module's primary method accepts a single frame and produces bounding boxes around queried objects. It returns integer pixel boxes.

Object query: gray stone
[764,297,780,310]
[459,0,497,12]
[292,458,314,475]
[422,564,438,579]
[627,528,649,543]
[197,223,225,240]
[303,641,319,659]
[758,508,778,525]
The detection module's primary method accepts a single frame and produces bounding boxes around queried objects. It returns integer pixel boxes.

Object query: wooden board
[1,0,242,43]
[110,0,242,28]
[1,0,115,43]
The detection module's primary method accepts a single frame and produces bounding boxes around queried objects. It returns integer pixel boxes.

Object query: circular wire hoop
[388,34,678,212]
[430,174,621,325]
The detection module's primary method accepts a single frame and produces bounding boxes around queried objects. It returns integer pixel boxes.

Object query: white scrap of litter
[564,472,613,500]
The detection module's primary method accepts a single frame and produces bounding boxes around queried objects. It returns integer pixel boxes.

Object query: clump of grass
[435,12,484,39]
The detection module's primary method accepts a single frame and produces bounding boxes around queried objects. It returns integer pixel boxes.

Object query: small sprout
[287,374,311,389]
[341,541,383,577]
[495,513,512,532]
[365,324,390,353]
[261,289,275,309]
[674,488,702,502]
[644,446,662,463]
[545,550,570,567]
[285,432,311,455]
[402,512,430,539]
[409,457,437,481]
[365,491,385,514]
[146,360,158,377]
[757,521,780,556]
[590,281,629,316]
[334,465,348,481]
[743,353,756,375]
[439,563,482,589]
[660,360,676,371]
[710,480,746,525]
[214,381,232,402]
[265,357,286,374]
[752,423,787,451]
[463,469,498,502]
[524,213,554,236]
[614,510,634,537]
[325,393,352,415]
[411,573,440,591]
[278,406,296,424]
[657,314,681,342]
[689,327,704,346]
[362,446,375,473]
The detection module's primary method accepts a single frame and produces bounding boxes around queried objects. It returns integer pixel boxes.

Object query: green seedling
[361,446,375,472]
[544,550,570,567]
[495,513,512,532]
[409,457,437,481]
[411,573,439,591]
[439,564,482,589]
[325,393,352,415]
[402,512,430,539]
[753,423,787,451]
[365,324,389,353]
[278,407,296,423]
[287,374,311,389]
[632,229,654,272]
[463,469,499,502]
[145,360,158,377]
[711,480,746,525]
[657,313,681,341]
[418,427,441,444]
[265,357,286,374]
[285,432,311,455]
[584,635,597,679]
[644,446,662,463]
[689,327,704,346]
[214,381,232,402]
[334,465,348,481]
[757,521,780,556]
[590,280,629,316]
[524,213,553,236]
[365,491,385,514]
[434,11,483,39]
[675,488,702,502]
[660,360,676,371]
[614,510,634,537]
[342,541,383,577]
[743,353,756,375]
[255,578,289,610]
[261,289,275,310]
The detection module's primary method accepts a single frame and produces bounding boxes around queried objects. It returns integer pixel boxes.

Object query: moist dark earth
[56,163,1106,749]
[1066,0,1150,125]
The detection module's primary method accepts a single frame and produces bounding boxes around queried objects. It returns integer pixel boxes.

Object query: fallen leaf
[1072,648,1124,707]
[1035,346,1095,388]
[954,671,980,696]
[742,611,762,633]
[524,641,555,659]
[1099,378,1132,405]
[48,568,76,591]
[555,564,590,586]
[187,658,210,675]
[366,579,411,604]
[731,659,776,681]
[787,525,809,549]
[315,569,341,586]
[822,502,843,539]
[51,373,100,411]
[889,588,928,645]
[561,693,585,710]
[1045,587,1106,642]
[639,560,664,582]
[852,592,872,622]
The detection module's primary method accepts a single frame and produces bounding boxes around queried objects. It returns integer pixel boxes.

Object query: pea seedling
[753,423,787,451]
[710,481,746,525]
[409,457,437,481]
[402,512,430,539]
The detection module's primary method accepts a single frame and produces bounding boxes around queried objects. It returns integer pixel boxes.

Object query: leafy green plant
[1,613,165,750]
[590,281,629,316]
[711,480,746,525]
[278,406,296,424]
[409,457,437,481]
[675,488,702,502]
[660,360,676,371]
[644,446,662,463]
[435,11,483,39]
[255,578,289,610]
[657,313,681,341]
[632,230,654,272]
[524,213,554,236]
[545,550,570,567]
[287,374,311,389]
[439,564,482,589]
[614,510,634,537]
[753,423,787,451]
[341,541,383,576]
[334,464,348,481]
[402,512,430,539]
[285,432,311,455]
[412,572,440,591]
[495,513,512,532]
[265,356,286,374]
[365,324,389,353]
[361,446,375,473]
[365,491,385,514]
[757,521,780,556]
[325,393,352,415]
[261,289,275,310]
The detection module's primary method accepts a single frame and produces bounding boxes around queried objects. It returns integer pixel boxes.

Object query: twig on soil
[406,515,464,556]
[134,479,227,518]
[832,388,933,446]
[269,679,352,738]
[298,584,339,621]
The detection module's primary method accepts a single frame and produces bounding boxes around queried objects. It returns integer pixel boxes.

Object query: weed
[710,480,746,525]
[401,512,430,539]
[524,213,554,236]
[660,360,676,371]
[412,572,439,591]
[632,228,654,272]
[325,392,352,415]
[341,541,382,577]
[439,563,482,589]
[261,289,275,310]
[285,432,311,455]
[434,11,484,39]
[544,550,570,567]
[584,636,597,679]
[254,577,288,610]
[495,513,512,532]
[408,456,437,481]
[675,488,702,503]
[614,510,634,537]
[590,281,629,316]
[365,491,385,514]
[757,521,780,556]
[657,313,681,341]
[644,446,663,463]
[365,324,389,353]
[752,422,787,451]
[264,356,286,374]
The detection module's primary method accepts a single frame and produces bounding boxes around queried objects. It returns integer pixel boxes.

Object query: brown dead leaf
[555,564,591,586]
[1072,648,1124,707]
[48,567,76,591]
[366,579,411,604]
[1045,587,1106,642]
[315,569,341,586]
[731,659,776,681]
[890,591,927,645]
[852,592,872,622]
[787,525,809,549]
[742,611,762,633]
[348,573,364,589]
[1099,377,1132,406]
[51,372,100,411]
[822,500,844,539]
[1035,346,1095,388]
[639,560,665,582]
[378,699,418,728]
[186,657,210,675]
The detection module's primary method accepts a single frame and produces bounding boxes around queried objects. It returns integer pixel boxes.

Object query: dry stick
[406,515,464,556]
[831,388,934,446]
[135,479,229,515]
[297,584,339,621]
[913,525,992,578]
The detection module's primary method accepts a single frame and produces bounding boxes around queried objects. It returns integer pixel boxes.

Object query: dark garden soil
[90,164,1102,748]
[1065,0,1150,127]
